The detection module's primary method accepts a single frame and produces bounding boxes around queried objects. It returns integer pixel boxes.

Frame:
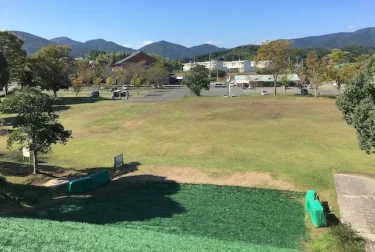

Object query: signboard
[22,147,30,158]
[114,153,124,170]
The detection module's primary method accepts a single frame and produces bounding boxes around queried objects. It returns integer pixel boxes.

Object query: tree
[0,31,27,95]
[306,51,325,98]
[130,73,146,89]
[0,88,71,174]
[279,75,289,94]
[76,60,95,85]
[336,54,375,154]
[183,65,210,96]
[30,45,74,97]
[93,77,102,87]
[0,52,10,93]
[145,66,169,87]
[255,40,292,95]
[71,77,84,97]
[324,49,350,94]
[105,76,114,90]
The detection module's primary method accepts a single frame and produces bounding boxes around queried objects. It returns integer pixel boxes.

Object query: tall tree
[145,66,170,87]
[279,75,289,94]
[255,40,292,95]
[30,45,74,97]
[336,54,375,154]
[183,65,210,96]
[306,51,325,98]
[324,49,350,94]
[71,77,84,97]
[0,31,27,95]
[0,88,71,174]
[0,52,10,93]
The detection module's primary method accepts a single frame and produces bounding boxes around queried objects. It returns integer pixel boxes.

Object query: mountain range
[7,27,375,60]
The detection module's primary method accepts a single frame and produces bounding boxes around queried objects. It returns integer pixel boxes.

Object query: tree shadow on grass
[6,178,186,224]
[55,96,112,106]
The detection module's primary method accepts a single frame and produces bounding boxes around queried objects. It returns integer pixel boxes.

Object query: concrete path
[334,174,375,251]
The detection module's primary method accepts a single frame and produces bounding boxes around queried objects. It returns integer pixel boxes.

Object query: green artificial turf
[2,182,307,251]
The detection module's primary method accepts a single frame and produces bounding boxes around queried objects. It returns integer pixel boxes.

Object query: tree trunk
[284,86,286,94]
[53,90,58,98]
[33,151,38,174]
[274,80,277,96]
[315,88,317,98]
[4,86,8,97]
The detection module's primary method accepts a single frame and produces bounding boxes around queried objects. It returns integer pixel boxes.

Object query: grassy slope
[1,183,306,251]
[0,218,298,252]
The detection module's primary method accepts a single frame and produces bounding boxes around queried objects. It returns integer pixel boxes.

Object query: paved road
[334,174,375,251]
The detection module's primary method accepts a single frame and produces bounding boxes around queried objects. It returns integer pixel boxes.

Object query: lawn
[1,182,306,251]
[2,96,375,193]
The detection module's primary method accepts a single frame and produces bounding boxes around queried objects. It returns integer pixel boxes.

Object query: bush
[310,223,365,252]
[0,176,7,186]
[331,223,365,252]
[210,70,226,78]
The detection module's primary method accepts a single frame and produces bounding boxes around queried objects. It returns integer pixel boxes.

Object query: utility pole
[209,54,211,80]
[216,52,219,81]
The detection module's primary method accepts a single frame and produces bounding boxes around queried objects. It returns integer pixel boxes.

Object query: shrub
[331,223,365,252]
[0,176,7,186]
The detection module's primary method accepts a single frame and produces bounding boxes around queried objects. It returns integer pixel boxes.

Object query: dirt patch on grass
[186,145,210,155]
[123,120,144,130]
[117,166,299,191]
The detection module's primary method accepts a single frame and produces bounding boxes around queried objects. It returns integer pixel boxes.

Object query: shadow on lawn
[6,177,185,224]
[0,160,141,181]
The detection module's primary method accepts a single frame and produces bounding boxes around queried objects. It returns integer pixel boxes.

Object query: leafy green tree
[336,54,375,154]
[0,52,10,93]
[105,76,114,90]
[0,88,72,174]
[279,75,289,94]
[131,73,146,89]
[93,77,102,87]
[30,45,74,97]
[306,51,325,98]
[255,40,292,95]
[145,66,169,87]
[324,49,350,94]
[0,31,27,95]
[71,77,84,97]
[183,65,210,96]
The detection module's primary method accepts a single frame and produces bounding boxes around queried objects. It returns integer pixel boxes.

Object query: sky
[1,0,375,49]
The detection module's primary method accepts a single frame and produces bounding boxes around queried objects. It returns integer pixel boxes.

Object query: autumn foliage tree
[255,40,292,95]
[71,77,84,97]
[306,51,325,98]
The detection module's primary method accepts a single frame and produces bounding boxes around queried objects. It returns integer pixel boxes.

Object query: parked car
[301,88,309,95]
[215,83,227,88]
[261,90,267,96]
[90,91,99,97]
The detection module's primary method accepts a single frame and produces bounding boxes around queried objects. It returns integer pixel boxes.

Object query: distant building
[223,60,255,72]
[183,61,227,72]
[112,51,157,69]
[234,74,300,85]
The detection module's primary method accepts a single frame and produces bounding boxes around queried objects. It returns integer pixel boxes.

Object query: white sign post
[114,153,124,171]
[22,147,31,163]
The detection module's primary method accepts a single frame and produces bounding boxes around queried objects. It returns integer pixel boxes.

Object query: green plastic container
[305,190,317,212]
[67,176,94,194]
[309,200,327,227]
[90,170,111,187]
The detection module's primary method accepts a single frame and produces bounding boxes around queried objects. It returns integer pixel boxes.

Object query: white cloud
[347,25,355,31]
[206,40,219,46]
[137,40,153,49]
[123,43,131,48]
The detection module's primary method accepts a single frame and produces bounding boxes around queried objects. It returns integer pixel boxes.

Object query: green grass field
[3,95,374,190]
[1,94,373,251]
[1,182,306,251]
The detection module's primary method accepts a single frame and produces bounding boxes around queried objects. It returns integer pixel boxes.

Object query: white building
[223,60,255,72]
[250,60,269,68]
[183,61,227,72]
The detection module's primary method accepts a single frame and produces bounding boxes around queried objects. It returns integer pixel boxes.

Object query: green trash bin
[90,170,111,188]
[305,190,317,212]
[67,176,94,194]
[309,200,327,227]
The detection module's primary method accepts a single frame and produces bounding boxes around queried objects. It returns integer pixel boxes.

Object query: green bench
[66,170,111,194]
